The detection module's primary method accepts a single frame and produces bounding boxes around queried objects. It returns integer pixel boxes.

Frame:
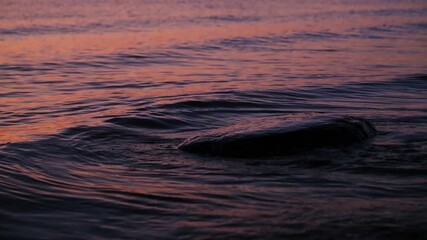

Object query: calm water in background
[1,0,427,239]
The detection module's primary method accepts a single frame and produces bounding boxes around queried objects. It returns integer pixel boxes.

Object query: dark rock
[177,115,376,157]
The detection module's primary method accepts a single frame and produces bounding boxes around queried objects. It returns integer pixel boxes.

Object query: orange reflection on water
[1,1,426,144]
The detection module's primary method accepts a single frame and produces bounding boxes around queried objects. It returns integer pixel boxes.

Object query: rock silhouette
[178,115,376,157]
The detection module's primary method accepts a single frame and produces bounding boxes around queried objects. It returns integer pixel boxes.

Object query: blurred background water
[1,0,427,239]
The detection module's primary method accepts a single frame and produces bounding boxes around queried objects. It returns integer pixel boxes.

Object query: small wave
[159,99,275,109]
[194,32,348,52]
[355,22,427,39]
[0,64,52,73]
[206,15,260,23]
[106,115,189,130]
[344,74,427,92]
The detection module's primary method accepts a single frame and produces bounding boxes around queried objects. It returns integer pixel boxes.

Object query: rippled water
[1,0,427,239]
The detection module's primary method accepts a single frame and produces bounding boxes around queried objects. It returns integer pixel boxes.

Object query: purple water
[1,0,426,239]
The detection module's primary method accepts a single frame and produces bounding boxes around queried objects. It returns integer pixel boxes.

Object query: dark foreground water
[1,0,427,239]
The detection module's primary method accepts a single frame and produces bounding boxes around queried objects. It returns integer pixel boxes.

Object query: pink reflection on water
[0,1,426,143]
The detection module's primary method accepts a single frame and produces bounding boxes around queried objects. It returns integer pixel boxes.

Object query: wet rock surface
[178,115,377,157]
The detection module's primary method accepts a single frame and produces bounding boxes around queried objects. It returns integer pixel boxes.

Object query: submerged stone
[178,115,376,157]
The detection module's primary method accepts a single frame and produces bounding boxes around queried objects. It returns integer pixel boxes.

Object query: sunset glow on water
[1,0,427,239]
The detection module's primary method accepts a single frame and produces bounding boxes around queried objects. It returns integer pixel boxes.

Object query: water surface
[1,0,427,239]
